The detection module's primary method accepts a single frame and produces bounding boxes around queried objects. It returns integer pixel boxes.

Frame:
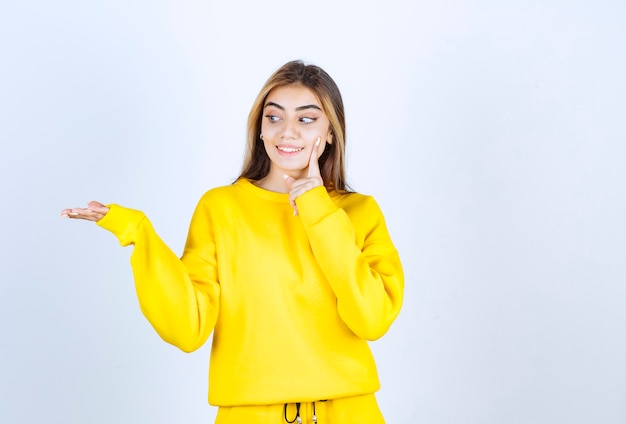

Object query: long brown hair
[238,60,350,192]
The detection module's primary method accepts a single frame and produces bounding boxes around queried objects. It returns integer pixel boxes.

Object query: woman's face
[260,84,333,179]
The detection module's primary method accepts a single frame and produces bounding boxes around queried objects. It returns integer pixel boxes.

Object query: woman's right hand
[61,201,109,222]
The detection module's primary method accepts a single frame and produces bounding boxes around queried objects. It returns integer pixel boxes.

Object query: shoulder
[193,179,263,218]
[187,184,238,221]
[333,190,381,214]
[197,181,244,205]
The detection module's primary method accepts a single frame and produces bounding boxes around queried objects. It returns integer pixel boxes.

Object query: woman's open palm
[61,201,109,222]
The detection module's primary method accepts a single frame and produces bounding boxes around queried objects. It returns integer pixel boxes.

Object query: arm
[297,188,404,341]
[284,137,403,340]
[95,203,220,353]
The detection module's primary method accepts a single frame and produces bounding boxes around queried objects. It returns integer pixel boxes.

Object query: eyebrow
[264,101,322,112]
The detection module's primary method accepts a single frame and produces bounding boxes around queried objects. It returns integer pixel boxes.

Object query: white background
[1,1,625,423]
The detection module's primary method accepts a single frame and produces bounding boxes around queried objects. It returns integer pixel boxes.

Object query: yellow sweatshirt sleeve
[97,204,219,352]
[296,187,404,341]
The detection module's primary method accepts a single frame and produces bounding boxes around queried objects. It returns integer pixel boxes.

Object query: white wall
[1,1,625,423]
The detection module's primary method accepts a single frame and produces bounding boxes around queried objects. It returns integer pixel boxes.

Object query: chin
[274,161,308,173]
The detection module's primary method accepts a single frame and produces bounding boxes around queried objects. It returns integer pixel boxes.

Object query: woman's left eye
[300,117,315,124]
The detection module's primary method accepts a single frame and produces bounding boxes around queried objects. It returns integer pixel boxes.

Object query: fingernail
[283,174,289,180]
[315,137,320,146]
[61,214,69,218]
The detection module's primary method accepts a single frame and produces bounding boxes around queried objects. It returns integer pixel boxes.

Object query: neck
[255,168,306,193]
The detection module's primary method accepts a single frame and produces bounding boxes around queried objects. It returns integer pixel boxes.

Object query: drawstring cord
[283,402,318,423]
[284,402,302,424]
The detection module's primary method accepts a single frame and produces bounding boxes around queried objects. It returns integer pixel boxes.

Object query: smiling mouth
[276,146,304,153]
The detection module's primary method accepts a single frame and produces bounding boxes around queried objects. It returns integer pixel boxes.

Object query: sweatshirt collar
[235,178,291,203]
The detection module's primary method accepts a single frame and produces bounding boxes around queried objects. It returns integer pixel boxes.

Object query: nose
[280,117,298,139]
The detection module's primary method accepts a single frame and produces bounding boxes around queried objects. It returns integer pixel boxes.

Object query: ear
[326,129,334,145]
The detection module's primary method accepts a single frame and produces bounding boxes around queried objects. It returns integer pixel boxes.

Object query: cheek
[262,126,283,142]
[317,141,330,159]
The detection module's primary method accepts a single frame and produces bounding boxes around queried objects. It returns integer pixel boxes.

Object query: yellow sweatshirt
[97,178,403,406]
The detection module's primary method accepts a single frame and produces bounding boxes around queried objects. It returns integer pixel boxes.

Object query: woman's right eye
[265,115,280,122]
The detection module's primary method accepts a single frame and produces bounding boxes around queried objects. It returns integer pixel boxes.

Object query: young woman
[61,60,404,424]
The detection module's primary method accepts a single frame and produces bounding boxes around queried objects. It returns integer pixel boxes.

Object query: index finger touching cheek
[307,137,322,177]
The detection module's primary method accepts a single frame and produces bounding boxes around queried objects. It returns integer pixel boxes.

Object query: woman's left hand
[284,137,324,216]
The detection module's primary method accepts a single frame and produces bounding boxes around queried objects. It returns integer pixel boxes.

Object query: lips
[276,145,304,154]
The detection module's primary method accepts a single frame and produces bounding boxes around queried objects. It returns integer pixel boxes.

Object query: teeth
[277,147,303,153]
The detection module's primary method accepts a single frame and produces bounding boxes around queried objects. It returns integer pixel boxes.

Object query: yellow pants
[215,394,385,424]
